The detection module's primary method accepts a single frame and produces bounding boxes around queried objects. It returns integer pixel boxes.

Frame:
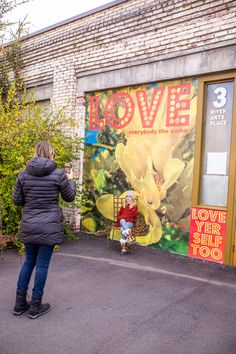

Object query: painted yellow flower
[96,191,162,245]
[93,81,197,245]
[161,157,194,230]
[115,83,197,210]
[81,217,97,232]
[115,137,185,210]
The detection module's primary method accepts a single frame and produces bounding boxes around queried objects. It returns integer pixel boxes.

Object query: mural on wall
[82,79,198,256]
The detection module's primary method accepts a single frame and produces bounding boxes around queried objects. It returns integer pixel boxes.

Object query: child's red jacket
[116,204,138,226]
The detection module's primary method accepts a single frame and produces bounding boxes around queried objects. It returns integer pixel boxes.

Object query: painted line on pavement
[56,252,236,290]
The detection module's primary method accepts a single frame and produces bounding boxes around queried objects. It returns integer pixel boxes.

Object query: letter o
[199,246,210,258]
[104,92,134,129]
[211,248,222,261]
[198,209,209,221]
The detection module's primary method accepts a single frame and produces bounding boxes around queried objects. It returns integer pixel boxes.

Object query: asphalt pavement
[1,233,236,354]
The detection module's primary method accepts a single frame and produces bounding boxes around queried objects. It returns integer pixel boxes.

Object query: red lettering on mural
[104,92,135,129]
[136,87,165,128]
[191,208,226,224]
[166,84,191,127]
[89,95,104,130]
[88,84,192,130]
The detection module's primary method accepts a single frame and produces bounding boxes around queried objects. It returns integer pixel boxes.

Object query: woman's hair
[34,141,55,160]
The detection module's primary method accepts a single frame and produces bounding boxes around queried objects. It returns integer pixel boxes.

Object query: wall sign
[189,207,227,263]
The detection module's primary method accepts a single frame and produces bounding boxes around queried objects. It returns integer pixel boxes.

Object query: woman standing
[12,141,76,319]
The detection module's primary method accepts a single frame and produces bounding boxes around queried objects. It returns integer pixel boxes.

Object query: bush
[0,84,83,240]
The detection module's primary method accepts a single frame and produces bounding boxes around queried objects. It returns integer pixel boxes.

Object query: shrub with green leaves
[0,84,83,237]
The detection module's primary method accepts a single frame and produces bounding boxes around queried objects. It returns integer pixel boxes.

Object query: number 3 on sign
[213,87,227,108]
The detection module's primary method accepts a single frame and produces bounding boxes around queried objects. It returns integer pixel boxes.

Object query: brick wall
[18,0,236,230]
[21,0,236,87]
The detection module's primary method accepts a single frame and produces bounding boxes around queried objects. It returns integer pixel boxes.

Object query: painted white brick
[17,0,236,230]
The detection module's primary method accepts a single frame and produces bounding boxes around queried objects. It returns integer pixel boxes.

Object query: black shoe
[13,292,30,316]
[28,297,50,319]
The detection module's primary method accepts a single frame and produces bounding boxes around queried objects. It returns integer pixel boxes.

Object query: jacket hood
[26,157,57,177]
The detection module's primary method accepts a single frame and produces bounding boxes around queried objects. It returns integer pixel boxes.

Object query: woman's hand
[65,167,73,180]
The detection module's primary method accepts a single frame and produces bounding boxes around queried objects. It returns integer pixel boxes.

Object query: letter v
[136,87,165,128]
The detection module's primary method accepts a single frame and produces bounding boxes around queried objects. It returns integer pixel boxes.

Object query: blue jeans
[17,244,54,298]
[120,219,134,234]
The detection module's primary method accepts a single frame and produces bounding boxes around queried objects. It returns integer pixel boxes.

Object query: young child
[116,191,138,254]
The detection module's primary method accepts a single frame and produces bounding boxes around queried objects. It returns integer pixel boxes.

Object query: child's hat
[126,190,135,199]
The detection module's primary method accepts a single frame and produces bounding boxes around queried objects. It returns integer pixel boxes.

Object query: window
[200,81,234,207]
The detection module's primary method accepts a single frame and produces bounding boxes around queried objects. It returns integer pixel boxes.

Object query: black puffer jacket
[13,157,76,245]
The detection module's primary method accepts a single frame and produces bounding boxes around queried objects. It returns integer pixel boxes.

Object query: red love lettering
[136,87,165,128]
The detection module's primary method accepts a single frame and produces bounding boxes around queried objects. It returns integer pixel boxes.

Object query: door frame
[192,71,236,266]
